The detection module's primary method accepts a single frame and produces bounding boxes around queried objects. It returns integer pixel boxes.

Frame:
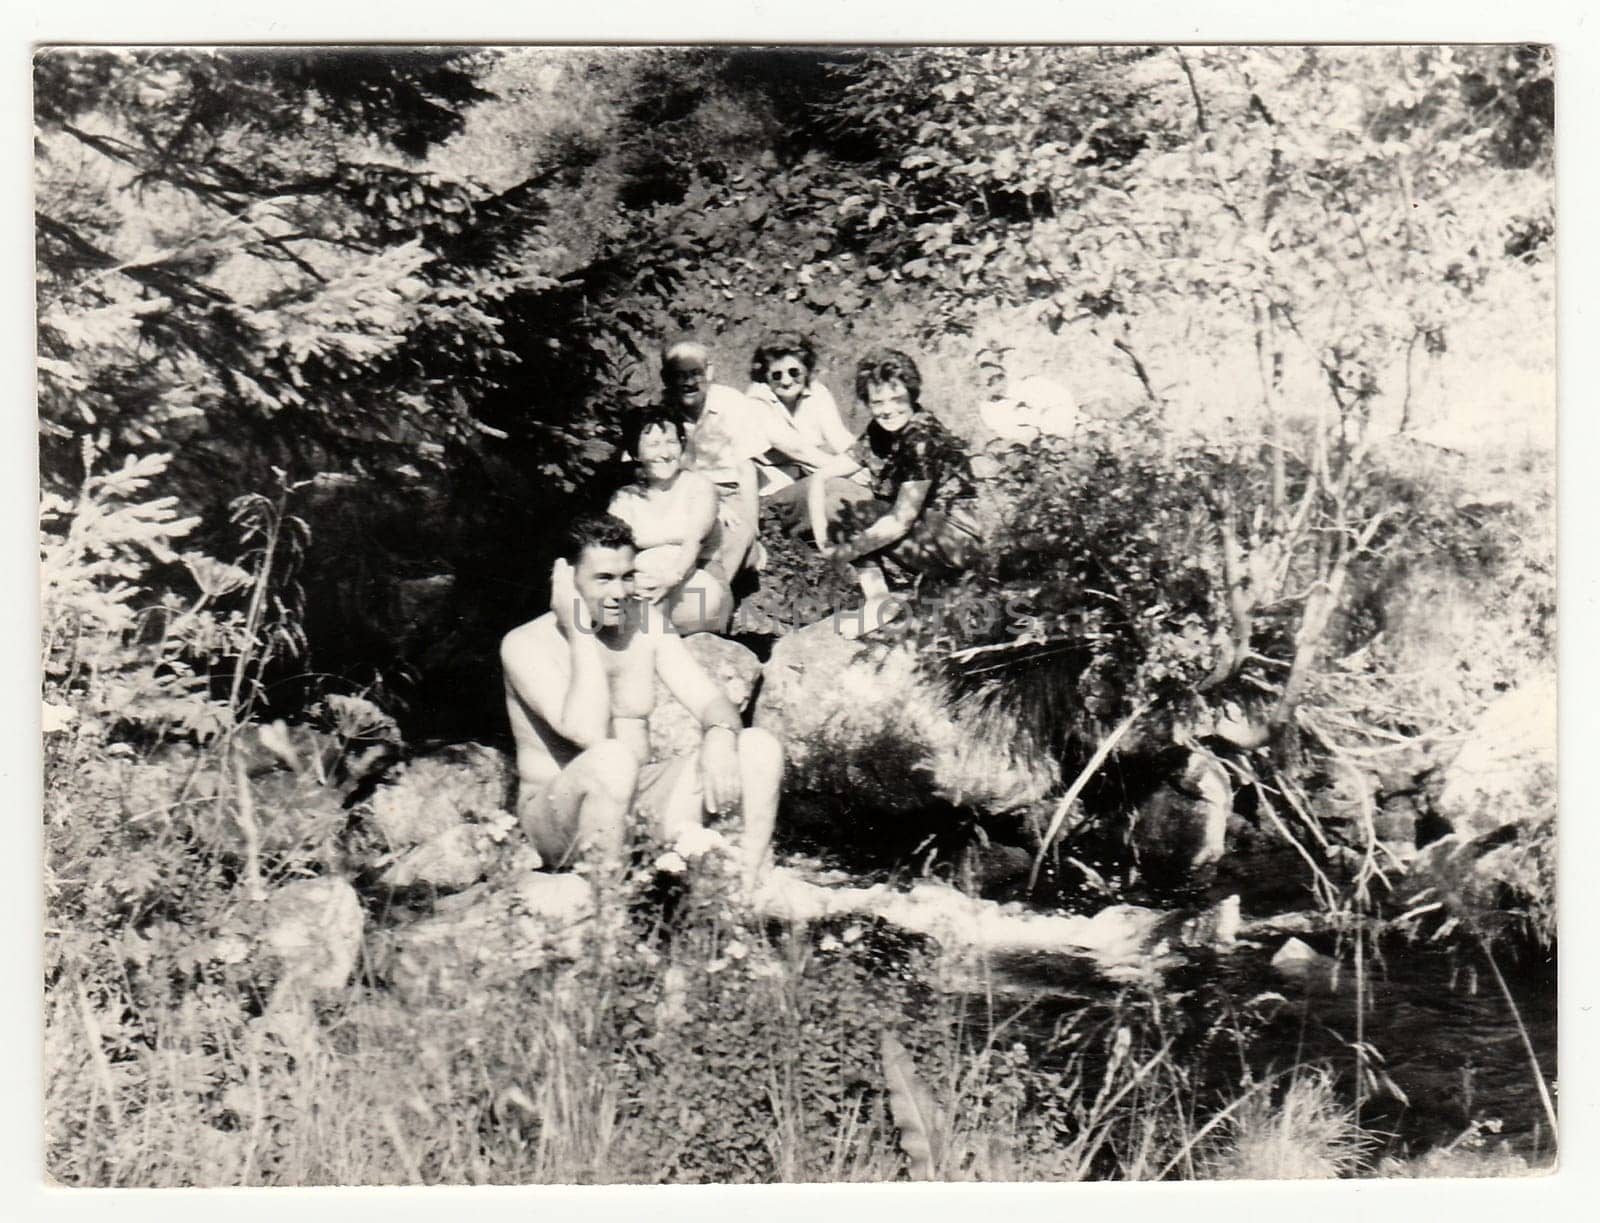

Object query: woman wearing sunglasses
[744,331,874,533]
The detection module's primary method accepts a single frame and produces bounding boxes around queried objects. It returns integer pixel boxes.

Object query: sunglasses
[765,364,808,384]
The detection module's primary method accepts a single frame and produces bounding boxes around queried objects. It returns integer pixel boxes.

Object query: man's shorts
[634,751,697,829]
[516,748,698,867]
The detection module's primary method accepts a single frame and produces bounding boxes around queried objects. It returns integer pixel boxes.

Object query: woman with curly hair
[808,348,983,636]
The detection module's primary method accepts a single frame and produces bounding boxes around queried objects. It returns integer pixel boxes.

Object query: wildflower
[482,812,518,844]
[841,923,864,945]
[724,940,748,961]
[674,826,727,858]
[818,934,843,953]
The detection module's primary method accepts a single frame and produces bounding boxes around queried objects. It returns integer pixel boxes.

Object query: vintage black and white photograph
[36,43,1557,1185]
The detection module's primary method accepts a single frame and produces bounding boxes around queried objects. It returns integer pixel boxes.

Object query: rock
[1438,676,1556,839]
[372,872,595,1002]
[965,840,1034,898]
[1406,812,1555,946]
[378,821,511,891]
[363,742,514,849]
[1373,802,1419,857]
[753,620,1056,820]
[259,877,364,996]
[647,634,762,763]
[1130,749,1231,890]
[1269,936,1342,990]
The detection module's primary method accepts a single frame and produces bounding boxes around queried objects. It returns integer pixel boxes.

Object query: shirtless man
[500,513,783,891]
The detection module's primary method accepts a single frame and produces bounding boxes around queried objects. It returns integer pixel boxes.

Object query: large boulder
[364,742,514,847]
[1130,749,1231,890]
[647,634,763,762]
[370,872,595,1002]
[1437,675,1556,839]
[356,743,516,891]
[753,620,1057,820]
[258,876,365,1000]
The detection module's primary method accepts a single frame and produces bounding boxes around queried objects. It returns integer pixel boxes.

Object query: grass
[42,664,1557,1186]
[43,760,1390,1188]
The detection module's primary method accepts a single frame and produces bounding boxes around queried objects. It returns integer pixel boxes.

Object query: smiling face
[573,544,636,629]
[636,421,685,484]
[762,353,811,409]
[662,354,711,416]
[865,379,915,433]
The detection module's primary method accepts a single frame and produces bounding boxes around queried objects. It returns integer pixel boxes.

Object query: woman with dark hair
[608,413,732,635]
[745,332,857,475]
[742,332,872,535]
[808,348,983,636]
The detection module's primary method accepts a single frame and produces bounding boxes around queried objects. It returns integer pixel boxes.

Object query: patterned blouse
[857,410,978,515]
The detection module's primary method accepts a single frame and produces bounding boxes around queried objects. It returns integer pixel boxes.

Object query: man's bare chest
[599,630,656,721]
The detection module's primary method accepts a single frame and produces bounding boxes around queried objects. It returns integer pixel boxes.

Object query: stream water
[978,932,1557,1163]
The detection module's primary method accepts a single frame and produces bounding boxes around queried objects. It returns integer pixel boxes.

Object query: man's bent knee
[579,739,641,803]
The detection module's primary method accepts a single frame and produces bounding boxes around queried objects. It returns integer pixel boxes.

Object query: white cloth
[978,375,1081,445]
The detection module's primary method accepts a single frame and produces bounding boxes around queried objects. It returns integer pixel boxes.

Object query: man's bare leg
[733,727,782,890]
[652,727,783,893]
[518,739,639,878]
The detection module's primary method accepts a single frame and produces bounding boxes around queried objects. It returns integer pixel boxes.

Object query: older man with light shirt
[662,337,858,569]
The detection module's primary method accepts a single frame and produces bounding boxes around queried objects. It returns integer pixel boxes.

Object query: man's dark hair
[750,331,817,384]
[854,348,923,409]
[563,512,637,564]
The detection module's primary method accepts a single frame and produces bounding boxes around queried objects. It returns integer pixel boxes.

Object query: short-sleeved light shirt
[682,384,770,479]
[744,379,858,461]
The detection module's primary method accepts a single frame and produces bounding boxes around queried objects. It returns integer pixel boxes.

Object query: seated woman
[608,413,733,635]
[744,331,877,536]
[808,348,983,637]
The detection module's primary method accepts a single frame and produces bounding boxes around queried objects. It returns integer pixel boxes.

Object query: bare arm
[732,458,759,537]
[655,631,741,732]
[502,562,612,748]
[501,627,611,750]
[835,479,930,561]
